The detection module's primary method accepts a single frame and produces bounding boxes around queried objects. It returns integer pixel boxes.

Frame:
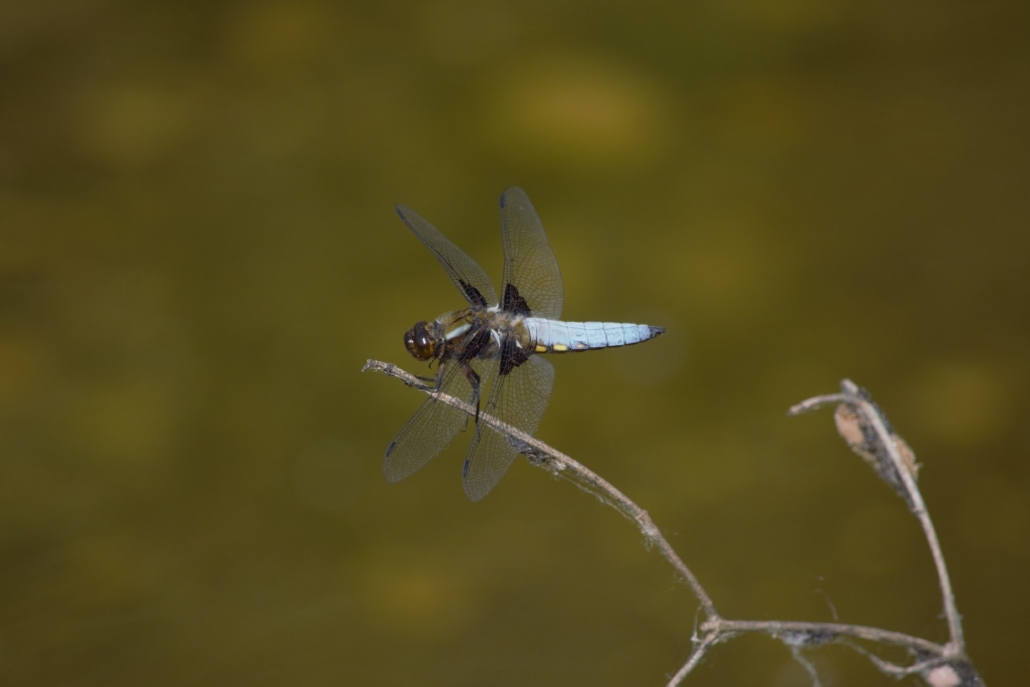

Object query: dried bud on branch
[833,388,920,510]
[789,380,921,510]
[922,659,984,687]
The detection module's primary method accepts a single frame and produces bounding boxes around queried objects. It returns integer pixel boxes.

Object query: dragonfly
[384,187,665,501]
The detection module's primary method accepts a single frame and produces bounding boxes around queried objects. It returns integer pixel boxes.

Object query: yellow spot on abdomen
[552,344,569,352]
[534,345,548,353]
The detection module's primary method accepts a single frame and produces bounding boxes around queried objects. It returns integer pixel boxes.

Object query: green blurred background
[1,1,1027,684]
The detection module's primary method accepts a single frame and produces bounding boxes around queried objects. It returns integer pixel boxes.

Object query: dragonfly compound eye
[404,322,436,361]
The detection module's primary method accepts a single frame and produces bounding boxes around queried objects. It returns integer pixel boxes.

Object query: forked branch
[365,360,982,686]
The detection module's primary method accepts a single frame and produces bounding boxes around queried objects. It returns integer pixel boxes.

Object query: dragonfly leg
[461,362,482,424]
[424,361,448,389]
[412,362,440,386]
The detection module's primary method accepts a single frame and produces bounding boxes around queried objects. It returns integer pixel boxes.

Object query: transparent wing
[498,187,564,319]
[462,355,555,501]
[396,203,498,308]
[384,361,477,483]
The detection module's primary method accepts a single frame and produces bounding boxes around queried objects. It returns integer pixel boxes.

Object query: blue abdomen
[524,318,664,352]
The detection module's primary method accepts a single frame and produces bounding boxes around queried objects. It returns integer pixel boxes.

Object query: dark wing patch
[498,335,531,376]
[501,283,532,316]
[460,281,489,308]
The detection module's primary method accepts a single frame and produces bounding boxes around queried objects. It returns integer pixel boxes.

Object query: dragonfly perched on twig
[385,187,664,501]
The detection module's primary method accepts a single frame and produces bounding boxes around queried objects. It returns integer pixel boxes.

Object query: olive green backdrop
[1,1,1027,685]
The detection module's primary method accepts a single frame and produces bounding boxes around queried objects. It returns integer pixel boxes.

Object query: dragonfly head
[404,320,443,362]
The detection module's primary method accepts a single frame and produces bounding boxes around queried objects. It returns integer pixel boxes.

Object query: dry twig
[364,361,983,686]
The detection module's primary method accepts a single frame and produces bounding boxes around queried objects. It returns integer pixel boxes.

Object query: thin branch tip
[787,392,848,416]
